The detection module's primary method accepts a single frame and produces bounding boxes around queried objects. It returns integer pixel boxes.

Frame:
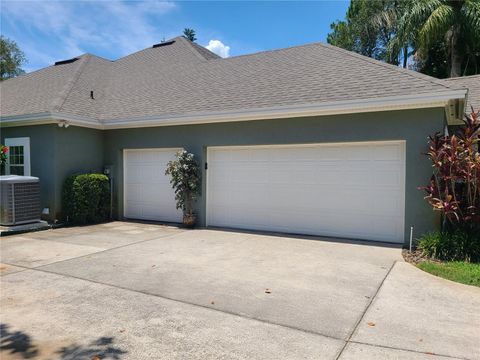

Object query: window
[5,137,31,176]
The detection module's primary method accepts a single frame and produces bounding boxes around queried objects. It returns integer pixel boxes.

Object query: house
[1,36,476,245]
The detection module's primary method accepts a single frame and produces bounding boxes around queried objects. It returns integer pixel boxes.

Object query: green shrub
[63,173,110,225]
[418,228,480,263]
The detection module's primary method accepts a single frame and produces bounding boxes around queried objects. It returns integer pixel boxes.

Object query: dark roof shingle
[444,75,480,112]
[0,36,467,123]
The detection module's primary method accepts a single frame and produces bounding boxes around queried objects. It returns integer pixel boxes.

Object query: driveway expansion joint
[16,229,189,271]
[335,260,397,360]
[0,262,31,277]
[6,264,468,360]
[29,265,344,341]
[346,340,471,360]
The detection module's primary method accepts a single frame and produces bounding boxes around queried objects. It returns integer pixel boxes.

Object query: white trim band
[0,89,467,130]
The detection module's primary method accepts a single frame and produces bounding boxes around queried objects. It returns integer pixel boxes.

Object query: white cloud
[205,40,230,58]
[0,1,177,70]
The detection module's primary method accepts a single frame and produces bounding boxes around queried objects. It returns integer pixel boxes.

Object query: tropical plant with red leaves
[420,107,480,231]
[0,145,8,166]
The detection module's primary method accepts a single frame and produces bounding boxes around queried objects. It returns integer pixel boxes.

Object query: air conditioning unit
[0,175,41,226]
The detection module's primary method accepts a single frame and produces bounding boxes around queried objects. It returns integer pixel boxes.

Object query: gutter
[0,89,468,130]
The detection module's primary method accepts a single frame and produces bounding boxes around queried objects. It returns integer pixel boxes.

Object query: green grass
[417,261,480,287]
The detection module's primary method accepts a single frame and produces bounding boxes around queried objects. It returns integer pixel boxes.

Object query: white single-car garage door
[124,148,182,223]
[206,141,405,243]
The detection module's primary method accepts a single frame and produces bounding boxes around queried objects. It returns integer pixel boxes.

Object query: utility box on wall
[0,175,41,226]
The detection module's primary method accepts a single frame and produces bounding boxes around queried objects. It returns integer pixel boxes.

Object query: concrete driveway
[1,222,479,360]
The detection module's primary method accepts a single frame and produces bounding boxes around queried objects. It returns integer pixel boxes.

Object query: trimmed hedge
[63,173,110,224]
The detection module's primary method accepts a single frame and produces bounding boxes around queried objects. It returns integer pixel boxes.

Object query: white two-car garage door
[206,141,405,243]
[124,149,182,223]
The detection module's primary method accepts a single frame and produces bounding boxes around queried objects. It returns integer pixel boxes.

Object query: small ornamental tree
[165,150,201,226]
[420,107,480,235]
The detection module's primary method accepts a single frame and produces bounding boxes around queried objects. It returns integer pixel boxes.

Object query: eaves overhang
[0,89,467,130]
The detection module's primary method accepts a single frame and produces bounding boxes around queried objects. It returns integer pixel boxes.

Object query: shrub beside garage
[63,173,110,225]
[411,108,480,287]
[418,108,480,263]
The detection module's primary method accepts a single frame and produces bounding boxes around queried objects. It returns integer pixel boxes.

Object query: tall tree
[183,28,197,42]
[372,0,415,68]
[327,0,395,63]
[397,0,480,77]
[411,39,450,79]
[328,0,479,78]
[0,36,26,80]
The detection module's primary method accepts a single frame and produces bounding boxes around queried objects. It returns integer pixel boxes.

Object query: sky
[1,1,349,73]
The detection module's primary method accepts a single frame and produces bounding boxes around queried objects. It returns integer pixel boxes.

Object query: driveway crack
[335,260,397,360]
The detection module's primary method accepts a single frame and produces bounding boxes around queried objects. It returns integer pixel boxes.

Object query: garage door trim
[206,140,406,242]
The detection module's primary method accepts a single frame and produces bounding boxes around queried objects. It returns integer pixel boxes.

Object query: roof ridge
[315,42,457,91]
[190,40,221,60]
[82,53,112,62]
[51,54,92,113]
[176,36,209,62]
[225,41,325,61]
[444,74,480,81]
[114,36,184,63]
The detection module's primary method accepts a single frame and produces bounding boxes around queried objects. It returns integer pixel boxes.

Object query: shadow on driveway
[205,225,404,249]
[0,323,127,360]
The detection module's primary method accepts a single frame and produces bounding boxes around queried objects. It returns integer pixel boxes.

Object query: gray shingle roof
[0,36,466,124]
[1,54,89,117]
[443,75,480,112]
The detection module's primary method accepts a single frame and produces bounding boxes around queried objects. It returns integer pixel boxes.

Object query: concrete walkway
[1,222,479,359]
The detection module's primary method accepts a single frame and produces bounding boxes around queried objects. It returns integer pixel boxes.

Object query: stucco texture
[1,124,104,220]
[1,107,443,244]
[104,107,444,245]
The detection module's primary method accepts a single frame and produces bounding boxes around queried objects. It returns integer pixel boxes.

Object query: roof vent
[54,57,79,66]
[152,40,175,48]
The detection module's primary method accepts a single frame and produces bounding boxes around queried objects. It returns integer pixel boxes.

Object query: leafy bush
[419,107,479,262]
[165,150,201,216]
[63,173,110,225]
[418,229,480,263]
[419,108,480,227]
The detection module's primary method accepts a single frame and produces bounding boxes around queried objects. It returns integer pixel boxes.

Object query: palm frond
[463,1,480,39]
[418,4,454,49]
[371,8,396,30]
[404,0,444,30]
[397,0,443,45]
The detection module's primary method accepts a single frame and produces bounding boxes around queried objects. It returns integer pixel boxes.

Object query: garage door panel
[207,142,405,243]
[124,149,182,223]
[373,143,403,160]
[373,191,403,212]
[342,170,372,185]
[126,166,167,184]
[347,145,373,160]
[374,170,403,187]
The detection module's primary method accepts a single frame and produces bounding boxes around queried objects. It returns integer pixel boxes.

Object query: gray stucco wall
[1,107,444,243]
[1,124,103,220]
[1,125,56,219]
[54,125,104,218]
[104,107,445,245]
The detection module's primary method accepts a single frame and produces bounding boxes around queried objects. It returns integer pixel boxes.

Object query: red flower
[1,146,8,153]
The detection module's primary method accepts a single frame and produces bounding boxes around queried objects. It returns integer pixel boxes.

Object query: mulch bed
[402,249,442,265]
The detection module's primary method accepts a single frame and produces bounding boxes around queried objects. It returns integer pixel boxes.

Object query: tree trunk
[402,46,408,68]
[449,26,462,77]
